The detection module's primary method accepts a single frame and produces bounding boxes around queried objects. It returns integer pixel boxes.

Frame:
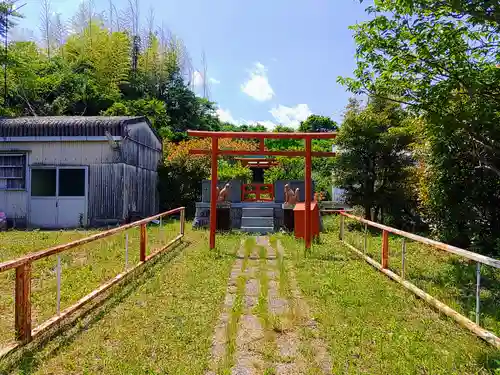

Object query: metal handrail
[0,207,186,357]
[338,211,500,349]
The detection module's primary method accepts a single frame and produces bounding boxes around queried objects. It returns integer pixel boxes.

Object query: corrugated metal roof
[0,116,145,137]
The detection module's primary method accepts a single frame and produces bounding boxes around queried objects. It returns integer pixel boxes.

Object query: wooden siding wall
[121,122,162,171]
[123,164,158,219]
[88,164,125,225]
[88,163,159,225]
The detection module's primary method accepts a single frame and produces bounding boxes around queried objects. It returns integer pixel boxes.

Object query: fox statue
[284,184,300,205]
[216,183,231,202]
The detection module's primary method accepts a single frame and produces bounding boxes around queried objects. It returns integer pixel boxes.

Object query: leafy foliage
[339,0,500,252]
[218,160,253,182]
[0,1,22,39]
[264,157,304,184]
[160,138,256,215]
[298,114,338,133]
[2,10,218,141]
[333,97,416,227]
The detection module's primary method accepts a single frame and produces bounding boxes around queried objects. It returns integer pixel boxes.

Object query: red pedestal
[293,202,320,240]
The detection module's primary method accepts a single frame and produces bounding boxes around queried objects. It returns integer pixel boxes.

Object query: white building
[0,116,162,228]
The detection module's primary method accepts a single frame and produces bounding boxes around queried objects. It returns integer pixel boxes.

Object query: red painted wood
[187,130,337,140]
[210,137,218,250]
[340,211,500,268]
[15,263,31,342]
[190,149,336,157]
[140,224,147,262]
[1,208,185,356]
[242,184,274,202]
[188,130,338,252]
[0,208,185,273]
[305,138,312,249]
[382,230,389,269]
[293,202,320,240]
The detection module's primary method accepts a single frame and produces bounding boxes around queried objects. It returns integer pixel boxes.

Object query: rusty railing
[338,211,500,348]
[0,207,185,357]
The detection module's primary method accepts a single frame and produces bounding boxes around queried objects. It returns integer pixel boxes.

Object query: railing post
[15,262,32,342]
[125,232,129,269]
[401,238,406,279]
[180,209,185,235]
[159,215,163,241]
[382,230,389,269]
[56,255,61,315]
[140,223,147,262]
[339,214,344,241]
[476,262,481,325]
[364,223,368,254]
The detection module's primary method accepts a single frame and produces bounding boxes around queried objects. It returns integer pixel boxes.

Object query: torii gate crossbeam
[187,130,337,250]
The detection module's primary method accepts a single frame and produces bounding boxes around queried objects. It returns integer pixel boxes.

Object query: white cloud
[216,108,237,124]
[192,71,220,86]
[241,62,274,101]
[216,108,277,129]
[269,104,312,128]
[243,120,277,130]
[192,71,204,87]
[217,103,312,130]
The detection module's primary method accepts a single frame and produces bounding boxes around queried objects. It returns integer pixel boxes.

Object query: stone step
[242,207,274,217]
[241,216,274,227]
[241,226,274,234]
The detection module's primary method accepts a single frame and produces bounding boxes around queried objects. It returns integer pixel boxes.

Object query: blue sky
[14,0,371,128]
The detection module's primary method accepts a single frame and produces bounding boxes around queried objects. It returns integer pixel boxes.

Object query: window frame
[0,153,27,191]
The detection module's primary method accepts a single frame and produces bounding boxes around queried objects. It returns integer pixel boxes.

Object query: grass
[3,217,500,374]
[254,244,277,372]
[219,237,251,375]
[255,245,270,329]
[337,215,500,339]
[0,221,182,347]
[0,226,241,374]
[280,217,500,374]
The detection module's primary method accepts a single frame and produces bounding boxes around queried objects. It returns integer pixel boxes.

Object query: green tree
[298,114,337,133]
[339,0,500,250]
[0,1,23,39]
[333,98,415,226]
[101,98,170,135]
[264,157,304,184]
[217,160,252,182]
[4,16,223,137]
[264,125,302,151]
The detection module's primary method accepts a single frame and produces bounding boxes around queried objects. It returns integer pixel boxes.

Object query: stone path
[206,236,333,375]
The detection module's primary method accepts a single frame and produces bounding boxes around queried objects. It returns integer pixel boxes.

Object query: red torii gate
[187,130,337,250]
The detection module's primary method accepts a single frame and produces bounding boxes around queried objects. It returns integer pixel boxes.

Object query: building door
[30,167,88,228]
[56,168,87,227]
[30,168,57,228]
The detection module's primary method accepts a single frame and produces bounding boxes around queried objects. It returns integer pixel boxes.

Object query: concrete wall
[274,180,316,203]
[201,180,242,203]
[200,180,315,204]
